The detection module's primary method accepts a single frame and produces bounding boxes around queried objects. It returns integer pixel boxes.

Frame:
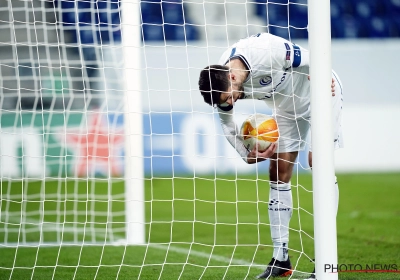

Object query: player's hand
[247,143,277,164]
[308,76,336,96]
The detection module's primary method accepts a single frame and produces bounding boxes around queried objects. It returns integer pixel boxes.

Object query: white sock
[269,182,293,261]
[335,176,339,216]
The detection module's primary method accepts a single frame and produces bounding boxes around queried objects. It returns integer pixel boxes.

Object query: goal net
[0,0,322,279]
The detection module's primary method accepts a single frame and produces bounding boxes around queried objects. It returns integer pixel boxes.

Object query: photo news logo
[324,263,399,274]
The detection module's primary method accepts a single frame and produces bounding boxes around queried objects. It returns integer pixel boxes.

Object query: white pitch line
[149,243,264,268]
[2,217,265,269]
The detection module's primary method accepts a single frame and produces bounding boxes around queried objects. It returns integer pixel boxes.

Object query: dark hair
[198,65,230,106]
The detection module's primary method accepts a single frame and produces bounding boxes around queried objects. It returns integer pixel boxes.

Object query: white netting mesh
[0,0,317,279]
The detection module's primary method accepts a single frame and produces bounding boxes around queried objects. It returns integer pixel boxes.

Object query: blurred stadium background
[1,0,399,179]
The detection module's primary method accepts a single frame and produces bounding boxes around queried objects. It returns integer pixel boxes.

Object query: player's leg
[257,115,310,279]
[308,70,343,216]
[331,70,343,214]
[269,115,310,259]
[308,151,339,215]
[268,151,297,261]
[256,152,297,279]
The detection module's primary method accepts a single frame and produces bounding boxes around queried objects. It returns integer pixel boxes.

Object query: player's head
[198,65,230,106]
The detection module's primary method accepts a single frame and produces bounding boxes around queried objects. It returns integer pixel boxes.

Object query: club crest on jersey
[259,75,272,86]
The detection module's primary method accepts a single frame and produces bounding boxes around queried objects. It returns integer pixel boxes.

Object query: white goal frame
[122,0,145,245]
[308,0,338,280]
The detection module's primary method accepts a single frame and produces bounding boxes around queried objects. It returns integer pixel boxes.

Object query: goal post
[121,0,145,245]
[308,0,338,279]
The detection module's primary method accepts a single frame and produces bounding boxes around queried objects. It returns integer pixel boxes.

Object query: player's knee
[269,160,292,183]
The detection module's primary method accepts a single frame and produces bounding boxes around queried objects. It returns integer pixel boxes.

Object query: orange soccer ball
[240,113,279,152]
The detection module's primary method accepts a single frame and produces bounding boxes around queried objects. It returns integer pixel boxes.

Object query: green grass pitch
[0,172,399,279]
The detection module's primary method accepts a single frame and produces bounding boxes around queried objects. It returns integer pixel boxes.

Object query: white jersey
[218,32,310,118]
[215,33,343,162]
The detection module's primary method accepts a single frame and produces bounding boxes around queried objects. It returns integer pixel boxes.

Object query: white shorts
[275,71,344,153]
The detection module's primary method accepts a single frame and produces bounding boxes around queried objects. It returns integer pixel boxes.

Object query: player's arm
[217,106,249,162]
[217,106,276,163]
[282,35,335,95]
[266,35,309,69]
[288,41,309,68]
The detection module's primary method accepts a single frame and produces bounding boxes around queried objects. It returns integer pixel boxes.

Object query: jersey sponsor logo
[259,75,272,86]
[271,72,287,92]
[257,72,288,100]
[256,92,272,100]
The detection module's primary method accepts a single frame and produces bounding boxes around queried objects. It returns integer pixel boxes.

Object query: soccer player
[198,32,343,279]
